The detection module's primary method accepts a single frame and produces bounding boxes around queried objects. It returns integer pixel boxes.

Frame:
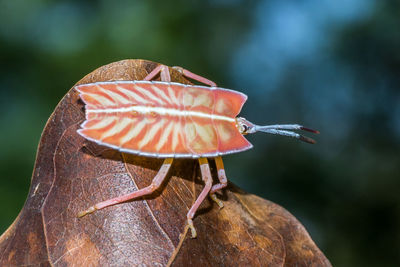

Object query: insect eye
[241,124,249,133]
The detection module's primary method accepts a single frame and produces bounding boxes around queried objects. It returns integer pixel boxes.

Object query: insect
[76,64,319,238]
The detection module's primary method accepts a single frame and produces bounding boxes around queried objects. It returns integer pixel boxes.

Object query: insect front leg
[209,156,228,209]
[145,63,216,87]
[77,158,173,218]
[186,157,213,238]
[144,64,171,82]
[172,66,217,87]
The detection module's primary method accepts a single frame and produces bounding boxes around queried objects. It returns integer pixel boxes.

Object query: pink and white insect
[76,64,319,237]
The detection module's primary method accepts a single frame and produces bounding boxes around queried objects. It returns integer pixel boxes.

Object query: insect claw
[210,193,224,209]
[188,219,197,238]
[77,206,96,218]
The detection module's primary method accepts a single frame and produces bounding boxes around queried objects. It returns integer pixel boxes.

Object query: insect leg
[160,65,171,82]
[143,64,171,82]
[209,156,227,209]
[186,157,213,238]
[77,158,173,218]
[172,66,217,87]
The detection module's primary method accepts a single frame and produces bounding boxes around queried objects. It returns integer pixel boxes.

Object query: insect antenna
[254,124,319,144]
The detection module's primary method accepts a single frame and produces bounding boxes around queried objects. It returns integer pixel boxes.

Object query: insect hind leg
[77,158,173,218]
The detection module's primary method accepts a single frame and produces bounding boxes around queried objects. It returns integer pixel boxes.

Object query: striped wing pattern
[76,81,252,158]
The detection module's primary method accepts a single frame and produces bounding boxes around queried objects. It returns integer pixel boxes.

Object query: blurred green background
[1,0,399,266]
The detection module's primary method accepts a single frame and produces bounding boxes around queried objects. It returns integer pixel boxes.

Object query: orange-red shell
[76,81,252,158]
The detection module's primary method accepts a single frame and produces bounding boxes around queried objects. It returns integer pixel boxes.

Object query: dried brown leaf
[0,59,331,267]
